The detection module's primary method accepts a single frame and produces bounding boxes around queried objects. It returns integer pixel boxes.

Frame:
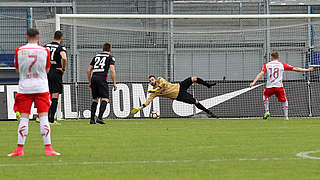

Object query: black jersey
[45,42,66,69]
[90,52,115,80]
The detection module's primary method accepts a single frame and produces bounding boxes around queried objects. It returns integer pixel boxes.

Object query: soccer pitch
[1,118,320,180]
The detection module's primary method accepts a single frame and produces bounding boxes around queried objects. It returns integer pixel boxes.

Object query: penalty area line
[296,150,320,159]
[0,157,301,167]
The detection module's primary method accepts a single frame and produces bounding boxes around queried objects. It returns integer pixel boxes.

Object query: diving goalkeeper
[131,76,218,118]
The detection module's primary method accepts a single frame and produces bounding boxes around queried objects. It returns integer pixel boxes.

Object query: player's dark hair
[54,30,63,40]
[271,51,279,59]
[103,42,111,52]
[148,75,156,79]
[27,28,39,39]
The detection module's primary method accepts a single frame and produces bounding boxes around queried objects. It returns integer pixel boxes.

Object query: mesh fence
[0,9,29,67]
[32,16,320,119]
[35,17,316,82]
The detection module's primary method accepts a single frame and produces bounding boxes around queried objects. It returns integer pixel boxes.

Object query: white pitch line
[0,157,302,167]
[296,150,320,159]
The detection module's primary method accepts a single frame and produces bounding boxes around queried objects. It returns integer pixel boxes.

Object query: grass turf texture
[1,118,320,180]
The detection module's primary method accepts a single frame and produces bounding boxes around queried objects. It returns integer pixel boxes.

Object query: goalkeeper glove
[148,89,158,93]
[130,107,142,114]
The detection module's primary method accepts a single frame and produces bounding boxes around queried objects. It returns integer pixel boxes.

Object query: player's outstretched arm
[130,93,157,114]
[250,71,265,88]
[110,64,117,91]
[87,65,93,89]
[130,107,143,114]
[292,67,313,72]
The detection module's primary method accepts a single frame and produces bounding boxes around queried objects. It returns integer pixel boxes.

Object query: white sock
[282,100,288,118]
[17,118,29,145]
[263,96,269,113]
[40,116,51,145]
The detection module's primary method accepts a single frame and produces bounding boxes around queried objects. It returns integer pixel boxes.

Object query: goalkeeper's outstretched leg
[192,76,216,88]
[194,99,217,118]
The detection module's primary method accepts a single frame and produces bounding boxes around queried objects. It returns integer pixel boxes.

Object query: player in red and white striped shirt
[8,29,60,156]
[250,52,313,120]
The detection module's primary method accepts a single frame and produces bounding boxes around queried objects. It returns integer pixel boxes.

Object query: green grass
[1,118,320,180]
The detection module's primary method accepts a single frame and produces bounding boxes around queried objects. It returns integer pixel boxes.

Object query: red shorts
[14,92,51,114]
[264,87,287,102]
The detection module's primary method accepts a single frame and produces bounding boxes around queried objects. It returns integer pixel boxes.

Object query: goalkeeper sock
[48,98,58,123]
[282,100,288,118]
[91,102,98,121]
[98,101,108,119]
[195,103,211,114]
[263,96,269,113]
[40,116,51,145]
[196,78,214,88]
[17,118,29,145]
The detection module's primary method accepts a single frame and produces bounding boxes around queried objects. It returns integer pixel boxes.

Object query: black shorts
[91,76,109,99]
[47,70,63,94]
[176,77,196,104]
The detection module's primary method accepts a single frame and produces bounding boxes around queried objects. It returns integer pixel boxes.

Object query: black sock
[196,78,214,88]
[98,101,108,119]
[195,103,212,115]
[49,98,58,123]
[91,102,98,121]
[48,107,52,122]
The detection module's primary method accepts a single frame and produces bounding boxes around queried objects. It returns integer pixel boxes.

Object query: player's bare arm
[250,71,265,88]
[292,67,313,72]
[56,51,67,73]
[110,64,117,91]
[87,65,93,89]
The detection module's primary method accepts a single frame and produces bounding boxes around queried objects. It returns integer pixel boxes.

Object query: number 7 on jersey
[28,55,38,72]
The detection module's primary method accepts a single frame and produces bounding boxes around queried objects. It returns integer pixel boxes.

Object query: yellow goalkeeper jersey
[143,77,180,107]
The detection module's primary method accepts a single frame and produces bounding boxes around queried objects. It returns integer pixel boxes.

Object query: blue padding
[306,51,320,80]
[311,51,320,65]
[0,78,18,82]
[0,54,14,67]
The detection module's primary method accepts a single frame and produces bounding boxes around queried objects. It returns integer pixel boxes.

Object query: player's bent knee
[38,112,48,117]
[21,113,30,119]
[93,98,99,103]
[195,99,199,104]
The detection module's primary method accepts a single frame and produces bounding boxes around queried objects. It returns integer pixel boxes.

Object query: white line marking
[0,157,301,167]
[173,84,264,116]
[296,150,320,159]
